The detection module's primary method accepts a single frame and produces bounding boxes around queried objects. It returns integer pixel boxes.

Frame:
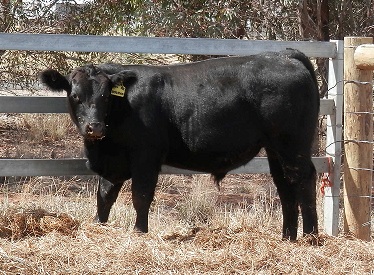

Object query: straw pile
[0,208,79,240]
[0,222,373,274]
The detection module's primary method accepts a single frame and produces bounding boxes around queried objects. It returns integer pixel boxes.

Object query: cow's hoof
[133,226,148,234]
[92,215,107,225]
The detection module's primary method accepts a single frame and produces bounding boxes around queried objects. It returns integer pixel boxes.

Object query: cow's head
[40,65,136,140]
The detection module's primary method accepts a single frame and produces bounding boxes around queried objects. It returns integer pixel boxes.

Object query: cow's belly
[165,138,263,174]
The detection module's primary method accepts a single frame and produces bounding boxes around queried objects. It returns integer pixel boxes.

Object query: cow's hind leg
[267,148,318,239]
[283,155,317,237]
[295,157,318,237]
[266,148,299,240]
[95,177,124,223]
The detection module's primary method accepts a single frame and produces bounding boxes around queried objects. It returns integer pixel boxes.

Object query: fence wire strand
[326,79,374,95]
[321,74,373,217]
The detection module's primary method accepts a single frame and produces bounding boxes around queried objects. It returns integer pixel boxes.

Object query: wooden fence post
[343,37,373,241]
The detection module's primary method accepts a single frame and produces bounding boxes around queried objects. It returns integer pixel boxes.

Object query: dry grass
[2,223,373,275]
[21,114,74,142]
[0,175,373,275]
[0,110,373,274]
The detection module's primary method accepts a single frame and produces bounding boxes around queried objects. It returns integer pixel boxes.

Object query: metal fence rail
[0,96,337,115]
[0,33,337,57]
[0,157,332,177]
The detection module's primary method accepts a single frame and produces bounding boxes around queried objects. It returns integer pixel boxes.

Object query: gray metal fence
[0,33,344,236]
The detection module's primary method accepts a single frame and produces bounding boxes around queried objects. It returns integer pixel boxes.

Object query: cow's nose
[86,122,106,139]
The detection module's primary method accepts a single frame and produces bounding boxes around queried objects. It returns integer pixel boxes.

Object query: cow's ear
[109,70,137,86]
[39,69,71,92]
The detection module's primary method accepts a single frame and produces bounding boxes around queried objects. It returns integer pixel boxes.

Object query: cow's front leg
[131,171,158,233]
[94,177,124,223]
[130,152,161,233]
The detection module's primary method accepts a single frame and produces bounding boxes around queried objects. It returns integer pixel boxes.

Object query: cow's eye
[71,93,82,104]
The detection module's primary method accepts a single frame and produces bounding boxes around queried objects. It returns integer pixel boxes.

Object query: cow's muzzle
[85,122,106,140]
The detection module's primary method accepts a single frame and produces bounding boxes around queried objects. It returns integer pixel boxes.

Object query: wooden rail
[354,44,374,70]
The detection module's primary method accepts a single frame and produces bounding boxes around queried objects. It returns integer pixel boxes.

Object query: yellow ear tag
[111,83,126,97]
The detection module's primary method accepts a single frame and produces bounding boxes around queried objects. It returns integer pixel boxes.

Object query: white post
[324,40,344,236]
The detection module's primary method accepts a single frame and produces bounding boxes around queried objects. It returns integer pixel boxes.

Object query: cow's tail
[282,48,319,95]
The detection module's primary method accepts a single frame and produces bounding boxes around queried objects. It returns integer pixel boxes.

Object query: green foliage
[1,1,373,39]
[57,0,143,35]
[132,0,301,40]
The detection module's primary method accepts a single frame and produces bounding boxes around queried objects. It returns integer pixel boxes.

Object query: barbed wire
[324,195,373,199]
[324,140,374,150]
[345,111,374,115]
[344,139,374,145]
[322,70,373,163]
[324,79,374,95]
[344,80,373,86]
[346,167,374,172]
[320,76,373,210]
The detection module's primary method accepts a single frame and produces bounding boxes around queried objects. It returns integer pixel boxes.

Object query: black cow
[40,49,319,240]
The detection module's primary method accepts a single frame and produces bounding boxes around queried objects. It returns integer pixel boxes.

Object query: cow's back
[159,53,318,147]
